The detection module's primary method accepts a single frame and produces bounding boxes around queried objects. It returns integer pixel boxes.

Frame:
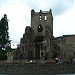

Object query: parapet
[31,9,52,15]
[31,9,35,14]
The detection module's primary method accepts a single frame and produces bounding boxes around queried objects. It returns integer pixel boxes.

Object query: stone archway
[34,36,43,59]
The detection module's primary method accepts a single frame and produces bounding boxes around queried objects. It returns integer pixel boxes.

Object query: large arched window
[38,24,43,32]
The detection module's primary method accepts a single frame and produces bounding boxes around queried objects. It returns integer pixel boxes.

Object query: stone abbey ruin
[9,9,75,62]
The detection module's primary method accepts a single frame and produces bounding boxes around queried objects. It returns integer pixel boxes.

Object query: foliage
[6,46,12,52]
[0,50,7,60]
[0,14,10,47]
[0,46,12,60]
[0,14,11,60]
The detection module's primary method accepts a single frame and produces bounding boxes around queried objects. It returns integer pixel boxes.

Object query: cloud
[21,0,74,16]
[53,7,75,37]
[52,0,74,16]
[0,0,74,43]
[0,0,31,43]
[0,0,7,7]
[21,0,40,10]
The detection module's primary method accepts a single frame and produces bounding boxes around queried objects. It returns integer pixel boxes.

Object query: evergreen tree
[0,14,10,49]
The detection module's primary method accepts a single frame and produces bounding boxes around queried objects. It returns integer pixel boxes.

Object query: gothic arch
[38,24,43,32]
[34,36,43,59]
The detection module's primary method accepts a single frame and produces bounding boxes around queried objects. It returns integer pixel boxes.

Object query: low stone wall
[0,63,75,74]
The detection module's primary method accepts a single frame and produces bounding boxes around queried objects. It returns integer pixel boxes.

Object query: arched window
[38,24,43,32]
[45,15,47,20]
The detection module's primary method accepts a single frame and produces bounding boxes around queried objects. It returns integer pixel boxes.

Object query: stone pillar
[7,52,14,63]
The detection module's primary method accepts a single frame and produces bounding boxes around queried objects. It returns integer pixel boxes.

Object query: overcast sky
[0,0,74,43]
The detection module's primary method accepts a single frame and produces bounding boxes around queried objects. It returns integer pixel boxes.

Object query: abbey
[20,9,53,59]
[20,9,75,60]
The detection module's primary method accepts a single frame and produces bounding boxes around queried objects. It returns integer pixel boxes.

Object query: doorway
[34,36,43,59]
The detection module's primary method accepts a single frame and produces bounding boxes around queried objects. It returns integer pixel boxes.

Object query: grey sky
[0,0,74,43]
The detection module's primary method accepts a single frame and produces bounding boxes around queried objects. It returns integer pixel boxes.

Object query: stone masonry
[20,9,53,59]
[19,9,75,60]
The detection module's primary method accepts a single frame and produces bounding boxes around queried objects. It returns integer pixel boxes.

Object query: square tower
[31,9,53,59]
[31,9,53,36]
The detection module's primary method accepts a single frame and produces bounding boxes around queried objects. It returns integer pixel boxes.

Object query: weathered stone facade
[20,9,75,60]
[62,35,75,60]
[20,9,53,59]
[53,35,75,60]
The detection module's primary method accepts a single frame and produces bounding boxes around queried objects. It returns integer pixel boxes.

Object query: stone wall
[63,35,75,60]
[0,63,75,74]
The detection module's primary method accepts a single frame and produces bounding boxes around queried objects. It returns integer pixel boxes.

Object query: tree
[0,50,7,60]
[0,14,10,49]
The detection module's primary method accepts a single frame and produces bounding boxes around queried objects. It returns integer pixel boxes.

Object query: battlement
[31,9,52,15]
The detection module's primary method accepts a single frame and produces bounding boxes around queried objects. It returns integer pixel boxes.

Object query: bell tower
[31,9,53,36]
[31,9,53,59]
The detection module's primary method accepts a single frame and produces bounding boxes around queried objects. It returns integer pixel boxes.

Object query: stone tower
[20,9,53,59]
[31,9,53,59]
[15,9,75,61]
